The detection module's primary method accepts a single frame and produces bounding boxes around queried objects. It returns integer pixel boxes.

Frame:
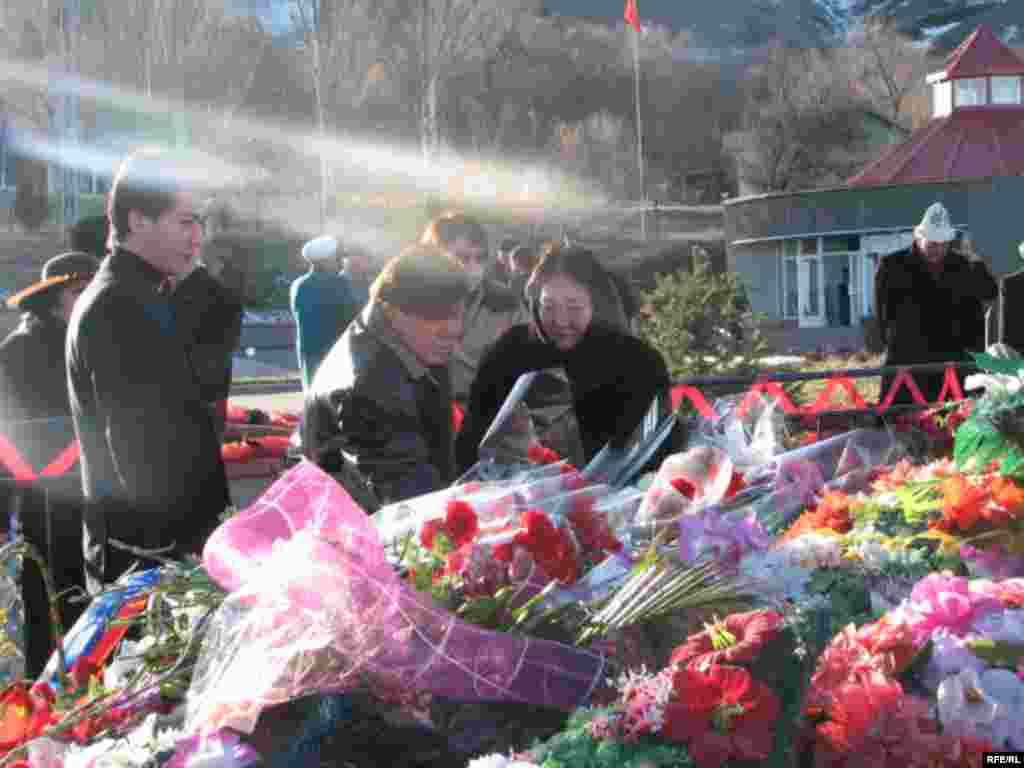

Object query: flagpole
[631,23,646,240]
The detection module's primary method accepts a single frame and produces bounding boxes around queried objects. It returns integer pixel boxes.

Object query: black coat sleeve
[609,338,671,447]
[455,326,545,473]
[172,268,243,402]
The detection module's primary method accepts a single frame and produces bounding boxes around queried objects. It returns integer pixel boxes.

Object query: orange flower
[940,475,988,531]
[991,476,1024,516]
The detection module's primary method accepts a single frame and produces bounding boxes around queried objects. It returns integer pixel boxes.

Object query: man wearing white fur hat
[875,202,996,405]
[289,235,359,391]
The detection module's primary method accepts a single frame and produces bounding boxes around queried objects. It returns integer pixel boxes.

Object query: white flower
[853,538,892,572]
[937,668,1002,744]
[778,533,843,569]
[875,492,901,508]
[467,756,540,768]
[964,373,1023,397]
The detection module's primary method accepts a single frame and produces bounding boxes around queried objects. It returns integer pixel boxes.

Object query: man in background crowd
[67,149,231,593]
[421,213,526,402]
[341,244,374,311]
[290,235,359,391]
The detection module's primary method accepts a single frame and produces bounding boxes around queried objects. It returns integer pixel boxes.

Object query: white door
[798,255,826,328]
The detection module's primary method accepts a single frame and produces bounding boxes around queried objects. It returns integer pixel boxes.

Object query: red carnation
[420,518,445,550]
[724,471,746,498]
[662,664,779,768]
[444,500,479,547]
[671,477,698,499]
[670,610,784,669]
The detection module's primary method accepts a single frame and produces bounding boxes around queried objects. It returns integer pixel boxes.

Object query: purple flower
[923,628,986,692]
[678,510,771,568]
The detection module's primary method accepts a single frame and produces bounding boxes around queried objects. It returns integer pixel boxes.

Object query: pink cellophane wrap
[187,461,607,736]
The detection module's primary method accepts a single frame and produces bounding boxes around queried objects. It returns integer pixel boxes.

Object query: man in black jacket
[875,203,997,404]
[66,150,231,593]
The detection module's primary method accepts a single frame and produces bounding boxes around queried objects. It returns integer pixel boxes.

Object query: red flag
[624,0,640,32]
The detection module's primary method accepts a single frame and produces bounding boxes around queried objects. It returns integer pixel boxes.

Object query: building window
[955,77,987,107]
[992,76,1021,105]
[806,258,820,316]
[823,235,861,253]
[781,240,798,319]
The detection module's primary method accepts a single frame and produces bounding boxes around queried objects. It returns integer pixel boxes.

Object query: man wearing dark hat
[303,244,470,504]
[66,149,231,593]
[0,251,98,676]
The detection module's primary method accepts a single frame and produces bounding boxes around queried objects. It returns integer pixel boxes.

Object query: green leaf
[973,352,1024,377]
[965,639,1024,668]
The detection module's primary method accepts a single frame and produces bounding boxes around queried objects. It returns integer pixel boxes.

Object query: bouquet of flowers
[522,608,807,768]
[804,573,1024,767]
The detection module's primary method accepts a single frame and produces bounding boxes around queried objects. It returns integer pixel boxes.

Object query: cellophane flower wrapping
[685,394,787,470]
[374,462,577,552]
[188,462,608,737]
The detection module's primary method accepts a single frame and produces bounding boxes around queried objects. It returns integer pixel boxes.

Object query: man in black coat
[875,203,997,405]
[66,150,231,593]
[171,263,243,440]
[304,245,470,505]
[0,251,98,676]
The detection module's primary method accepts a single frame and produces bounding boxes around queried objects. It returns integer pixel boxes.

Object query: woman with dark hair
[456,243,670,472]
[421,212,526,402]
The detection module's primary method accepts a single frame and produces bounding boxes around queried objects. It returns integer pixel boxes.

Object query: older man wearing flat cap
[289,235,360,391]
[0,250,98,677]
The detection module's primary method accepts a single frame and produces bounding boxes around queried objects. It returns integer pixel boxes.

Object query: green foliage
[954,412,1024,477]
[639,262,768,383]
[530,708,696,768]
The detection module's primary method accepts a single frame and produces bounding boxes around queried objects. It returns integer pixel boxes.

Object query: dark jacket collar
[103,248,171,290]
[356,302,430,381]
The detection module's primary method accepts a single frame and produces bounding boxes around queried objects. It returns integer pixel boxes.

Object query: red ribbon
[670,365,965,422]
[0,436,80,484]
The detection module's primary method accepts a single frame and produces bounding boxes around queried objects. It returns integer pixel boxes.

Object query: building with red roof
[725,26,1024,350]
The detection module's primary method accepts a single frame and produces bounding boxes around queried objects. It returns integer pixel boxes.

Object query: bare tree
[290,0,395,228]
[727,45,872,193]
[842,19,933,128]
[400,0,519,162]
